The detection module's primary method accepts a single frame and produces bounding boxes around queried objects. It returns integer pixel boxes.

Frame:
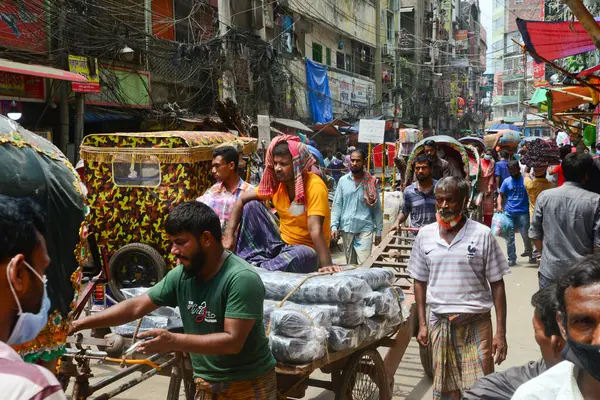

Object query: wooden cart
[275,295,415,400]
[363,227,433,378]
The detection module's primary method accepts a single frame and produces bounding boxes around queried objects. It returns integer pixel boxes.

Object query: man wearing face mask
[513,254,600,399]
[70,201,277,399]
[408,176,509,399]
[0,196,67,400]
[330,149,383,265]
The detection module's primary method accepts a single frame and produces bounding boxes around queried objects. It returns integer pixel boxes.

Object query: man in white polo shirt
[409,176,510,399]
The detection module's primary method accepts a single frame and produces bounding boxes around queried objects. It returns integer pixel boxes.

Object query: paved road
[75,236,540,399]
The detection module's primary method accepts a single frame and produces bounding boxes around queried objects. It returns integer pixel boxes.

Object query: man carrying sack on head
[224,135,338,273]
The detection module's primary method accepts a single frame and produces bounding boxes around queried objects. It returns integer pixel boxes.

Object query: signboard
[440,0,453,40]
[328,71,375,113]
[257,114,270,145]
[0,71,44,100]
[68,55,100,93]
[86,67,151,109]
[533,63,546,87]
[456,30,468,51]
[0,0,46,53]
[358,119,385,144]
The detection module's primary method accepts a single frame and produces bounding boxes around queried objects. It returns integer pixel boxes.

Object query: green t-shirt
[146,252,275,382]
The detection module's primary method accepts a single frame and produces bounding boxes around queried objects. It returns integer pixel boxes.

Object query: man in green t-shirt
[70,201,276,399]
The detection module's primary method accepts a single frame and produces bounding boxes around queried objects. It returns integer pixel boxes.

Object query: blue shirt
[331,173,384,235]
[495,160,510,187]
[500,176,529,214]
[402,181,438,228]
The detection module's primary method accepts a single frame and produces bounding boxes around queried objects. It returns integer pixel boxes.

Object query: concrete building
[491,0,544,124]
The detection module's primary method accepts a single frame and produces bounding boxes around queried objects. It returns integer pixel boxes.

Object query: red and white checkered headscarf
[258,135,315,206]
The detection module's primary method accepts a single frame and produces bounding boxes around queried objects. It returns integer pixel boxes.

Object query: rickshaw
[79,131,257,302]
[0,115,85,367]
[405,135,482,220]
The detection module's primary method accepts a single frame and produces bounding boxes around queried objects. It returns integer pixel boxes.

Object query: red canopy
[517,17,600,63]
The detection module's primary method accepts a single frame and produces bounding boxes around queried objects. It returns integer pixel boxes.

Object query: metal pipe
[88,353,164,392]
[94,355,177,400]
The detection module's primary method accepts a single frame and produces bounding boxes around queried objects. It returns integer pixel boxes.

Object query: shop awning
[271,118,313,133]
[0,58,88,82]
[517,17,600,63]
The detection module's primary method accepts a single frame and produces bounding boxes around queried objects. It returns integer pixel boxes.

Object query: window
[515,0,523,3]
[312,43,323,63]
[326,47,331,66]
[387,11,394,41]
[336,51,345,69]
[113,154,161,187]
[494,0,504,9]
[345,54,353,73]
[493,17,503,31]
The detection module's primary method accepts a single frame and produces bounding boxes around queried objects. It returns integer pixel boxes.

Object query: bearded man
[330,149,383,265]
[394,154,437,231]
[70,201,277,400]
[408,176,510,399]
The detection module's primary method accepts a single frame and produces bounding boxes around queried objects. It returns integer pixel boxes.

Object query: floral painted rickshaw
[0,115,85,366]
[79,131,257,302]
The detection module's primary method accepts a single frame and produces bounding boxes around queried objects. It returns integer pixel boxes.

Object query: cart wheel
[335,349,389,400]
[108,243,167,302]
[419,306,434,378]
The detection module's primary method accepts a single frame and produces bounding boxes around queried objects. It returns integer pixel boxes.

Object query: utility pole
[561,0,600,51]
[74,93,84,163]
[58,1,69,157]
[218,0,236,102]
[375,0,382,113]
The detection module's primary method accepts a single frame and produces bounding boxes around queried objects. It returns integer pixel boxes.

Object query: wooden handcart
[363,227,433,378]
[275,294,415,400]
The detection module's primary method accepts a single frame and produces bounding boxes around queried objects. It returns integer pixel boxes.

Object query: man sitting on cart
[70,201,277,399]
[223,135,337,273]
[197,146,253,231]
[420,139,452,181]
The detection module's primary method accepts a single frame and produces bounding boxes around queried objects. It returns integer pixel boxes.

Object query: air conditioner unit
[383,44,390,56]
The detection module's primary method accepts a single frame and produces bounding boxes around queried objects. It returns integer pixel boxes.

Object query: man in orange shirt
[224,136,336,273]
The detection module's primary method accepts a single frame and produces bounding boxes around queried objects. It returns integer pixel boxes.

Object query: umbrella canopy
[0,115,85,361]
[517,17,600,63]
[486,123,521,132]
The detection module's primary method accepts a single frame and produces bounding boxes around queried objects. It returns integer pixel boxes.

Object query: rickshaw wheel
[335,349,388,400]
[108,243,167,302]
[419,306,434,378]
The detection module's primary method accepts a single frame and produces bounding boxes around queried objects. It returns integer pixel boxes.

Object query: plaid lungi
[236,201,318,273]
[194,368,277,400]
[430,312,493,399]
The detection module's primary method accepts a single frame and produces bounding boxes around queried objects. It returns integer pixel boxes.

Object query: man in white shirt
[513,254,600,399]
[0,196,66,400]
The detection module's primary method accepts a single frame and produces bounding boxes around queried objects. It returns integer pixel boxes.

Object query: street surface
[77,236,539,400]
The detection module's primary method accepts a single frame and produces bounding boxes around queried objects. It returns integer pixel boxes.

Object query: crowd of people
[3,131,600,400]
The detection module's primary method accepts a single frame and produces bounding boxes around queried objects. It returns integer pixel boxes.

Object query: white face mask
[484,154,492,161]
[6,257,50,345]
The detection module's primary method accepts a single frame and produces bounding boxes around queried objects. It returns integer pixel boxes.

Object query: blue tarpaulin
[305,58,333,124]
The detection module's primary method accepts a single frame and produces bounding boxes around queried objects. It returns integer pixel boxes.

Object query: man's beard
[416,175,430,182]
[182,250,206,277]
[351,168,363,175]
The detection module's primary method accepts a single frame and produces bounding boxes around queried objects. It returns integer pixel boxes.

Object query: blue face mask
[484,154,492,161]
[6,258,50,346]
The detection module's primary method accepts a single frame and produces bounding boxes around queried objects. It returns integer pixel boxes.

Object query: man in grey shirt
[529,152,600,289]
[463,285,565,400]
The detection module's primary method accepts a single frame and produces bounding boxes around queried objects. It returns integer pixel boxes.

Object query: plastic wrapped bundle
[255,269,371,303]
[263,300,277,331]
[363,317,393,340]
[377,286,402,318]
[335,268,394,290]
[269,334,326,364]
[264,299,374,327]
[270,308,330,339]
[329,326,363,351]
